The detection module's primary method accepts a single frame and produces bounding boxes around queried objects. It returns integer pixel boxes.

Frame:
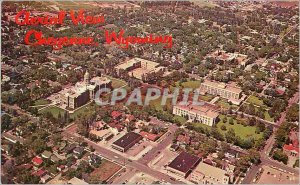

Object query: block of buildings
[167,151,201,178]
[173,103,219,126]
[111,132,142,152]
[58,71,112,109]
[115,57,165,80]
[188,161,230,184]
[200,79,243,105]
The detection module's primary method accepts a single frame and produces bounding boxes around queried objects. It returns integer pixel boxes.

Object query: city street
[63,123,182,184]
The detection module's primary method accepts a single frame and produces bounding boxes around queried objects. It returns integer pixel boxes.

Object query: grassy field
[216,99,239,110]
[39,102,96,119]
[246,95,266,107]
[39,106,65,118]
[264,111,274,122]
[149,97,172,111]
[71,102,96,119]
[90,159,122,183]
[199,94,214,102]
[246,95,274,122]
[175,80,201,89]
[34,99,50,106]
[108,77,127,89]
[217,115,263,140]
[190,114,263,140]
[174,115,187,124]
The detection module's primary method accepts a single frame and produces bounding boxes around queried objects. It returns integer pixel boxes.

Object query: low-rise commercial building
[112,132,142,152]
[188,161,230,184]
[167,151,201,178]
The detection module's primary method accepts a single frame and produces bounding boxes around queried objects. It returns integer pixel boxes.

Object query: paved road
[63,125,182,184]
[138,118,178,165]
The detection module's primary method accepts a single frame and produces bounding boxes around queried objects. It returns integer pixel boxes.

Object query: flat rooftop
[202,79,242,94]
[112,132,142,149]
[174,103,219,119]
[168,151,200,174]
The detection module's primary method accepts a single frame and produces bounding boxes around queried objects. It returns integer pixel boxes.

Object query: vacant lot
[90,159,122,183]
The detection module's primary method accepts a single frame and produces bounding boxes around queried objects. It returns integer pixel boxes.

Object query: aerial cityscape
[1,1,299,184]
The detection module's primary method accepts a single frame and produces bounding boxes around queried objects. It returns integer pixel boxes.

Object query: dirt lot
[90,159,122,183]
[256,165,299,184]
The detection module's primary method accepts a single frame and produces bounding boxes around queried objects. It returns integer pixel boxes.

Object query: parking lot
[256,165,299,184]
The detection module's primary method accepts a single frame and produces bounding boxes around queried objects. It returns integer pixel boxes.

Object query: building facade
[173,104,219,126]
[115,58,165,80]
[188,162,230,184]
[200,80,242,100]
[59,71,112,109]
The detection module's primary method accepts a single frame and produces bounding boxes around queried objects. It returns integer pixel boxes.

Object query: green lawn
[109,77,127,89]
[174,115,187,124]
[199,94,214,102]
[149,97,172,111]
[216,115,263,140]
[246,95,265,107]
[216,99,239,110]
[71,103,96,119]
[39,106,66,118]
[253,107,274,122]
[39,103,97,119]
[175,80,201,89]
[190,114,263,140]
[246,95,274,122]
[264,111,274,122]
[34,99,50,106]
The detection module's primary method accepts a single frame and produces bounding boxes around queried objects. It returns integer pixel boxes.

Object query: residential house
[73,147,84,159]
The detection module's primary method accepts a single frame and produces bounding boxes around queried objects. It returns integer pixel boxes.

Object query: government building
[172,103,219,126]
[200,80,243,105]
[58,71,112,109]
[115,57,165,80]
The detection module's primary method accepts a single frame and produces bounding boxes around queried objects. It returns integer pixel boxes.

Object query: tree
[221,125,227,131]
[225,129,236,143]
[248,149,261,164]
[275,122,293,148]
[223,116,228,123]
[286,103,299,122]
[16,169,40,184]
[272,149,288,164]
[1,114,12,132]
[229,118,234,125]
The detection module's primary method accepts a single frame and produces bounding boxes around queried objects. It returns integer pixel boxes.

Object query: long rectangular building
[200,80,242,100]
[173,104,219,126]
